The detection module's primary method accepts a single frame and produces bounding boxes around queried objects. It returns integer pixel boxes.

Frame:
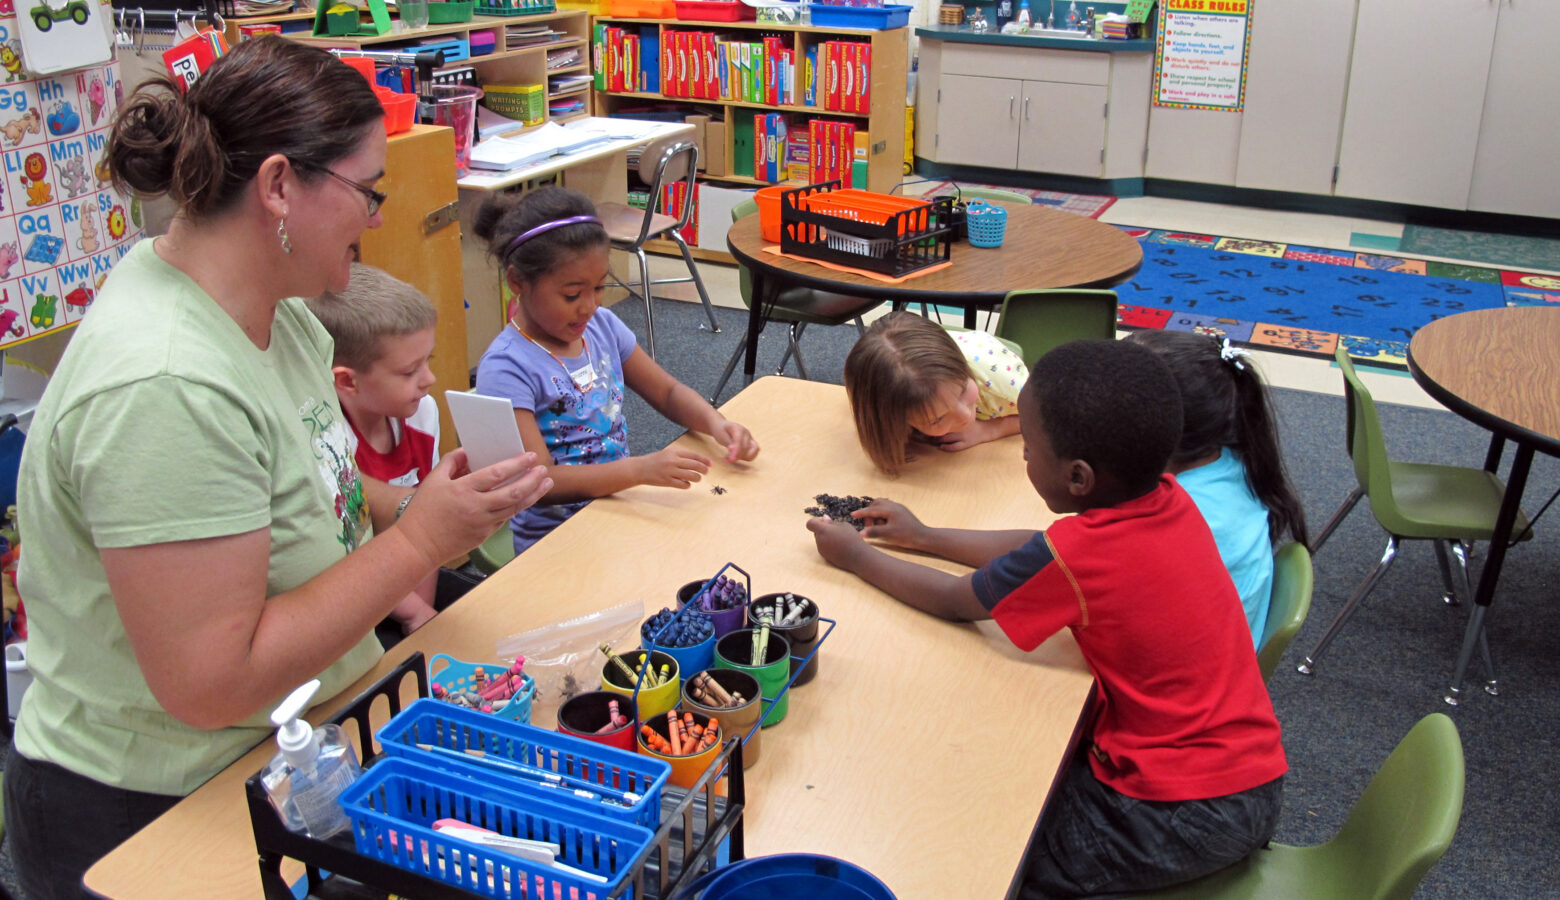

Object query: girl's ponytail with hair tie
[1217,336,1250,371]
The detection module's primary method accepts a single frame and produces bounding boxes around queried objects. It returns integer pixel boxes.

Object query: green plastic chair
[1298,345,1528,703]
[1121,713,1464,900]
[709,198,885,402]
[992,289,1119,369]
[1257,542,1313,682]
[469,525,515,576]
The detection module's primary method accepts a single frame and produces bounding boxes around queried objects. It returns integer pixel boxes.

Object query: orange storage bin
[380,91,417,135]
[753,186,788,243]
[610,0,673,14]
[342,56,377,86]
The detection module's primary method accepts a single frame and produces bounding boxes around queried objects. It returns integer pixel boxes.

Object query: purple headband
[504,215,602,257]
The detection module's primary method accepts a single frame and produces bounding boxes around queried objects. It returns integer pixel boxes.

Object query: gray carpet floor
[4,296,1556,898]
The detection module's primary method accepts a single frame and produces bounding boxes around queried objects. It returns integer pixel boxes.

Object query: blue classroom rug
[1112,227,1560,368]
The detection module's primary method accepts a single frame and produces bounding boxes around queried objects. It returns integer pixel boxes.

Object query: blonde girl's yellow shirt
[951,329,1030,420]
[14,241,382,796]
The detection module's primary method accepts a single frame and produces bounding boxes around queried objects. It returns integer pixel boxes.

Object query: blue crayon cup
[676,575,749,639]
[641,606,716,679]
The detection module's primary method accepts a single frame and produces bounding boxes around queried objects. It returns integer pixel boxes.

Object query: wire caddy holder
[643,562,836,778]
[777,180,954,279]
[244,651,748,899]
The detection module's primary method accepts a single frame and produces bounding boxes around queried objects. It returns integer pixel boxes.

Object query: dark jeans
[4,750,182,900]
[1021,751,1284,899]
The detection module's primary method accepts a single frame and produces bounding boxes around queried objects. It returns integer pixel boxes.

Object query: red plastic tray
[674,0,755,21]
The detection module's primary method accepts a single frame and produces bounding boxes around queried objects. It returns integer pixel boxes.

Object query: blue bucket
[680,854,895,900]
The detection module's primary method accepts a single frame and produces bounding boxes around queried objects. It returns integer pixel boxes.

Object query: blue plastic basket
[965,201,1009,248]
[807,3,911,29]
[428,653,535,724]
[377,698,670,828]
[339,756,654,900]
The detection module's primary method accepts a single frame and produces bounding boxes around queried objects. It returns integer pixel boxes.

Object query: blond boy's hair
[843,312,970,475]
[307,263,436,371]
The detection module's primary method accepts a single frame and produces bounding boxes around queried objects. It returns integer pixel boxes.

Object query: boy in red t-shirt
[308,264,440,636]
[808,339,1286,897]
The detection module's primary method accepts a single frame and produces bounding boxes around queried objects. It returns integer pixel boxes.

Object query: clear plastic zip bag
[495,600,643,726]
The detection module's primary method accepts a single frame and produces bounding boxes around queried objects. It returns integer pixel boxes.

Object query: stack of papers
[546,48,582,69]
[506,25,564,47]
[469,122,614,171]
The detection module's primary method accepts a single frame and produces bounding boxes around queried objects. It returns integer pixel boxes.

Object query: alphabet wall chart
[0,8,138,350]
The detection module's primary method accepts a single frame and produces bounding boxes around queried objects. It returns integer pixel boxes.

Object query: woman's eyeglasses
[298,163,386,216]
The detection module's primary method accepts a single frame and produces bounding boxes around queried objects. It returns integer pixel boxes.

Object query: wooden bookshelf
[293,11,594,126]
[591,15,909,262]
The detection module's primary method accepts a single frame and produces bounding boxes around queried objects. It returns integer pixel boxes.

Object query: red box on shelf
[674,0,755,21]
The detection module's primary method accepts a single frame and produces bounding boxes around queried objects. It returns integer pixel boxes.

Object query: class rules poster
[1152,0,1253,111]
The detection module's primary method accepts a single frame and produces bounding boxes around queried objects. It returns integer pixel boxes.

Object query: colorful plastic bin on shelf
[474,0,557,14]
[339,757,654,900]
[807,2,911,29]
[379,91,417,135]
[378,698,671,828]
[674,0,754,20]
[428,653,535,723]
[426,0,476,21]
[610,0,673,15]
[555,0,605,11]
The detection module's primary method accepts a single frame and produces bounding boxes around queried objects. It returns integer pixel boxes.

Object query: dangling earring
[277,219,293,255]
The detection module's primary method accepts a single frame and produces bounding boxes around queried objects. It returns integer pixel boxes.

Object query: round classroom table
[1406,305,1560,704]
[725,202,1142,388]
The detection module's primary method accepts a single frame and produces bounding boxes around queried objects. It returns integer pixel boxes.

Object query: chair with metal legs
[709,198,884,403]
[1297,345,1530,703]
[596,137,722,359]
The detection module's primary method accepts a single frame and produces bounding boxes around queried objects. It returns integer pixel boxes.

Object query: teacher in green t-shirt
[3,38,553,900]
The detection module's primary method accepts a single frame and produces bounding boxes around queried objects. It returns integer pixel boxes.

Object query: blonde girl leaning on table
[471,186,760,555]
[3,38,552,900]
[845,311,1028,475]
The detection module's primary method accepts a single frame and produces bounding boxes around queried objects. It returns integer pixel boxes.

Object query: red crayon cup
[557,691,638,753]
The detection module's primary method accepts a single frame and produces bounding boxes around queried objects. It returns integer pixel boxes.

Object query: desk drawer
[941,44,1110,85]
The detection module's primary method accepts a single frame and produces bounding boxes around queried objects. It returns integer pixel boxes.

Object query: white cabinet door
[1334,0,1500,208]
[1235,0,1357,195]
[1468,0,1560,218]
[934,73,1022,170]
[1017,79,1107,177]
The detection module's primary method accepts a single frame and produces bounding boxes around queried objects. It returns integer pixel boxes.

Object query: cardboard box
[684,114,710,171]
[706,120,728,176]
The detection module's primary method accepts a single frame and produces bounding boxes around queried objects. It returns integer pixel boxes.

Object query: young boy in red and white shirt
[308,263,441,635]
[807,338,1285,897]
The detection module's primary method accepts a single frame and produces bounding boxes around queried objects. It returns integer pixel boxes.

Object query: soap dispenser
[1066,0,1080,29]
[259,680,363,839]
[1015,0,1032,31]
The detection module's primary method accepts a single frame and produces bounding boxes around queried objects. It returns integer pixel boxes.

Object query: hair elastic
[1218,336,1250,371]
[504,215,601,257]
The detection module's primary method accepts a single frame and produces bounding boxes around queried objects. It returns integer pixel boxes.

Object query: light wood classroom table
[455,119,696,366]
[1406,306,1560,705]
[85,377,1095,899]
[727,204,1143,390]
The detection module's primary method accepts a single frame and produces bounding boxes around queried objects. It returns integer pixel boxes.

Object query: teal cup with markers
[714,628,791,727]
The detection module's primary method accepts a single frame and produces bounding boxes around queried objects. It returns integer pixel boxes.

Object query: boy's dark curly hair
[1026,339,1183,496]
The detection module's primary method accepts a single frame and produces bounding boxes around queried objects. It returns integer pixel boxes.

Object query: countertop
[916,23,1153,51]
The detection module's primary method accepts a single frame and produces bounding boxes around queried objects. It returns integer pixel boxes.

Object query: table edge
[1406,348,1560,459]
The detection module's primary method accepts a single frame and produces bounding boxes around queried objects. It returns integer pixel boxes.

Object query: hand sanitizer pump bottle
[1066,0,1081,29]
[259,680,363,839]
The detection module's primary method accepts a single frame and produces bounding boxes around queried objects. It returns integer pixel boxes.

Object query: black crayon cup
[748,593,820,686]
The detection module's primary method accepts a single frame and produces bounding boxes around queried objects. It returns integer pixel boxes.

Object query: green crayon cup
[601,649,680,720]
[714,628,791,727]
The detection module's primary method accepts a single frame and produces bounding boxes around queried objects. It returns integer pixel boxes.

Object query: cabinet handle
[1024,96,1031,120]
[1009,96,1015,118]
